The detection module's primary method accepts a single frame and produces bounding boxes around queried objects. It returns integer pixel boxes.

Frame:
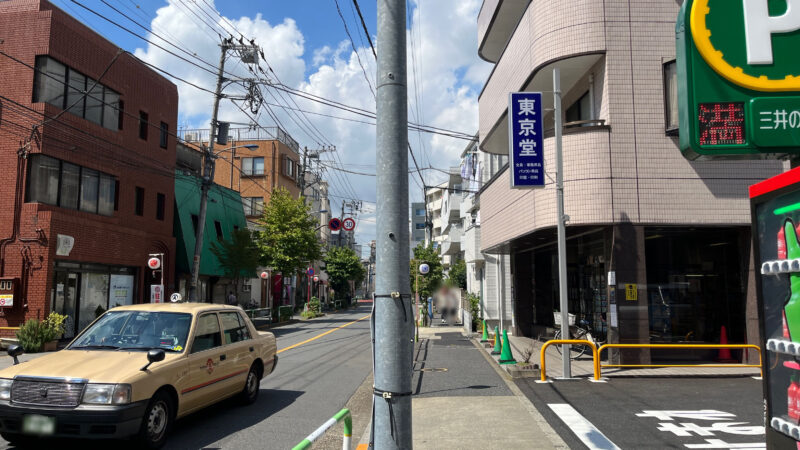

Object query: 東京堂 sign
[507,92,544,188]
[677,0,800,159]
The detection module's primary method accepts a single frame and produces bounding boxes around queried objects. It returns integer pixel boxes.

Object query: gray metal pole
[554,68,571,378]
[189,39,227,302]
[374,0,412,447]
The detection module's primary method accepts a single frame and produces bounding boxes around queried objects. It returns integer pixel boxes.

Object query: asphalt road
[516,376,765,449]
[0,304,374,450]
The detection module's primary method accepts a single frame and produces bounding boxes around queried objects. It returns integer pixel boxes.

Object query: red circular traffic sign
[329,217,342,231]
[260,271,269,279]
[147,257,161,270]
[343,217,356,231]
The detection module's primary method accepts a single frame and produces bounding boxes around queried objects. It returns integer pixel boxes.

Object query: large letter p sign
[743,0,800,65]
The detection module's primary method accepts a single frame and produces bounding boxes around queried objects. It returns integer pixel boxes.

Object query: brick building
[0,0,177,337]
[179,127,301,220]
[476,0,785,362]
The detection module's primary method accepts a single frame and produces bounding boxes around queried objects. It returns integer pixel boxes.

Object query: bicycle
[553,315,605,359]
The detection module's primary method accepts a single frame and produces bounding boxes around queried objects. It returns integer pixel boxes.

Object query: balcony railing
[178,126,300,154]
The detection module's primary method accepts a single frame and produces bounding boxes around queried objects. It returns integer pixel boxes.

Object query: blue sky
[49,0,489,252]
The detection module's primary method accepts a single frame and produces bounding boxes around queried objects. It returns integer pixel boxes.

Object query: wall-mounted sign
[625,284,638,301]
[150,284,164,303]
[56,234,74,256]
[0,295,13,307]
[678,0,800,159]
[508,92,544,188]
[147,257,161,270]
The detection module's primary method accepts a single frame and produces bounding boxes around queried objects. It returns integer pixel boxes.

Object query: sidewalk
[505,333,761,378]
[354,325,567,449]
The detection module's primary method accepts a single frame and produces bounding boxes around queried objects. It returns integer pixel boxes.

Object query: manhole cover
[417,367,448,373]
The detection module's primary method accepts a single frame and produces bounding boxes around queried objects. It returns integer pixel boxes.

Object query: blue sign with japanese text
[508,92,544,188]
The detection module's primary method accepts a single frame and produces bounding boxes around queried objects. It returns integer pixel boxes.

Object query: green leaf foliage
[447,258,467,290]
[324,246,365,299]
[211,228,260,295]
[253,188,321,277]
[410,243,443,301]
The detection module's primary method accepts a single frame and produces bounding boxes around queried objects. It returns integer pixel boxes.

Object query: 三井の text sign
[508,92,544,188]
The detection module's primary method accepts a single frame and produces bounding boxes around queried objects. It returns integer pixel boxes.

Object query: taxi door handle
[220,354,226,361]
[249,347,254,352]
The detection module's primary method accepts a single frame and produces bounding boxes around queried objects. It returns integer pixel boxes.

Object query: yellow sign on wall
[625,284,638,301]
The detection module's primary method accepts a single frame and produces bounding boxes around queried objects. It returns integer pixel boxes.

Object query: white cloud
[133,0,489,246]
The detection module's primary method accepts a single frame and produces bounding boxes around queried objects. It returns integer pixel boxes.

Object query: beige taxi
[0,303,277,448]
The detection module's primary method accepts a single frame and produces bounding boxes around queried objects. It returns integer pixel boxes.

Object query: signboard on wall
[150,284,164,303]
[0,295,12,307]
[508,92,544,188]
[55,235,74,256]
[677,0,800,159]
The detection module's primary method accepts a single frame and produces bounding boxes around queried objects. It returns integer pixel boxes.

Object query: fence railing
[597,343,763,378]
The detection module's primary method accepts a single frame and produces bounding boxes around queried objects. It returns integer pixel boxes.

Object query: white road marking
[548,403,621,450]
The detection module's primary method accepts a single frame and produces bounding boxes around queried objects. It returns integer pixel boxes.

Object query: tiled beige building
[477,0,784,363]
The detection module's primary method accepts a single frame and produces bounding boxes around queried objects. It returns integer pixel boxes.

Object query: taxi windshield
[69,311,192,352]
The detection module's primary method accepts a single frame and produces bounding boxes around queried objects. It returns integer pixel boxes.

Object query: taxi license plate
[22,414,55,435]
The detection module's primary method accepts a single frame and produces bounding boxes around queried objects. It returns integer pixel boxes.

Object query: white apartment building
[476,0,784,363]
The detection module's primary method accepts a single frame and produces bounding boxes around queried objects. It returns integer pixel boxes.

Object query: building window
[114,180,120,211]
[283,156,296,179]
[59,162,80,210]
[415,208,426,216]
[415,223,426,229]
[135,186,144,216]
[139,111,148,140]
[32,56,120,131]
[160,122,169,149]
[214,221,224,240]
[117,100,124,130]
[156,193,165,221]
[25,155,115,216]
[241,157,264,176]
[664,60,679,133]
[566,91,591,125]
[97,174,115,216]
[242,197,264,216]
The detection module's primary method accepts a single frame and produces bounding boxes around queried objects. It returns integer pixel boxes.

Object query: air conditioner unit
[184,132,198,142]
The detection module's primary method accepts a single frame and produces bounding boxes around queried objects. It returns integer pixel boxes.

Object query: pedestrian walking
[226,291,237,306]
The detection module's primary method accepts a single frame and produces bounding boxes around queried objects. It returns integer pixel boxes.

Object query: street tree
[254,188,321,290]
[210,228,260,299]
[324,246,365,300]
[410,243,444,302]
[447,258,467,290]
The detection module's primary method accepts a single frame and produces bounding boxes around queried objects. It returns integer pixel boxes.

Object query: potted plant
[42,312,67,351]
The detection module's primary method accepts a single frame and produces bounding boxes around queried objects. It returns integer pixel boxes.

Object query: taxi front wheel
[137,391,174,449]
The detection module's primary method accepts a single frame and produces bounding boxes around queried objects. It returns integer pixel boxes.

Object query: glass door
[53,271,79,338]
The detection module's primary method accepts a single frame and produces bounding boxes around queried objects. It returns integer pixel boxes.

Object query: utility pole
[373,0,412,448]
[554,68,571,379]
[189,39,227,303]
[189,38,259,302]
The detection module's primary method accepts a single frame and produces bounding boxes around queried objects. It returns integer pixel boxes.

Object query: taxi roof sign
[678,0,800,159]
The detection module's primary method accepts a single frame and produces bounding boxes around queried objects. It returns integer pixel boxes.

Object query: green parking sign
[677,0,800,159]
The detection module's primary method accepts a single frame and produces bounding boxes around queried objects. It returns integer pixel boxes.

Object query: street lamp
[189,143,260,302]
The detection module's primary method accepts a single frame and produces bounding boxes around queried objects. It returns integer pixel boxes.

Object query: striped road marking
[548,403,621,450]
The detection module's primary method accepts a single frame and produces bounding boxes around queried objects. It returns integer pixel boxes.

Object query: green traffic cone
[480,320,489,342]
[499,330,517,365]
[491,326,501,355]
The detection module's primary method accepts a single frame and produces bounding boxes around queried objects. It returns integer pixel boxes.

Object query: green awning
[174,171,248,277]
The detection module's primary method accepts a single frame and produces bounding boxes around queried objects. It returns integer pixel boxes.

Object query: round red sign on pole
[343,217,356,231]
[147,257,161,270]
[260,271,269,279]
[329,217,342,231]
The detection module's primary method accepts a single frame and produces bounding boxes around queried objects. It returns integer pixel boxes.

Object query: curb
[255,319,300,331]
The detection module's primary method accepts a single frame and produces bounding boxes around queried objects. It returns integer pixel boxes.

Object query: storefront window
[78,273,109,331]
[644,228,744,344]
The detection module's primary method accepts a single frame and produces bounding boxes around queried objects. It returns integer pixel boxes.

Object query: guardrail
[0,327,20,331]
[291,408,352,450]
[597,344,763,378]
[540,339,599,381]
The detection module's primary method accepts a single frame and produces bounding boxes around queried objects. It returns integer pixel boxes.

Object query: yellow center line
[277,314,371,354]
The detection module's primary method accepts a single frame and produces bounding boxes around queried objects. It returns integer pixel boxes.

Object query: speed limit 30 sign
[343,217,356,231]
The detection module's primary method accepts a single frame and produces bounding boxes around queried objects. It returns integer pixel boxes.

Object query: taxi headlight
[82,384,131,405]
[0,378,12,401]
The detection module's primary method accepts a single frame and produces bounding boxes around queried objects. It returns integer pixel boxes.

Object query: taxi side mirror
[7,345,23,365]
[140,349,166,372]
